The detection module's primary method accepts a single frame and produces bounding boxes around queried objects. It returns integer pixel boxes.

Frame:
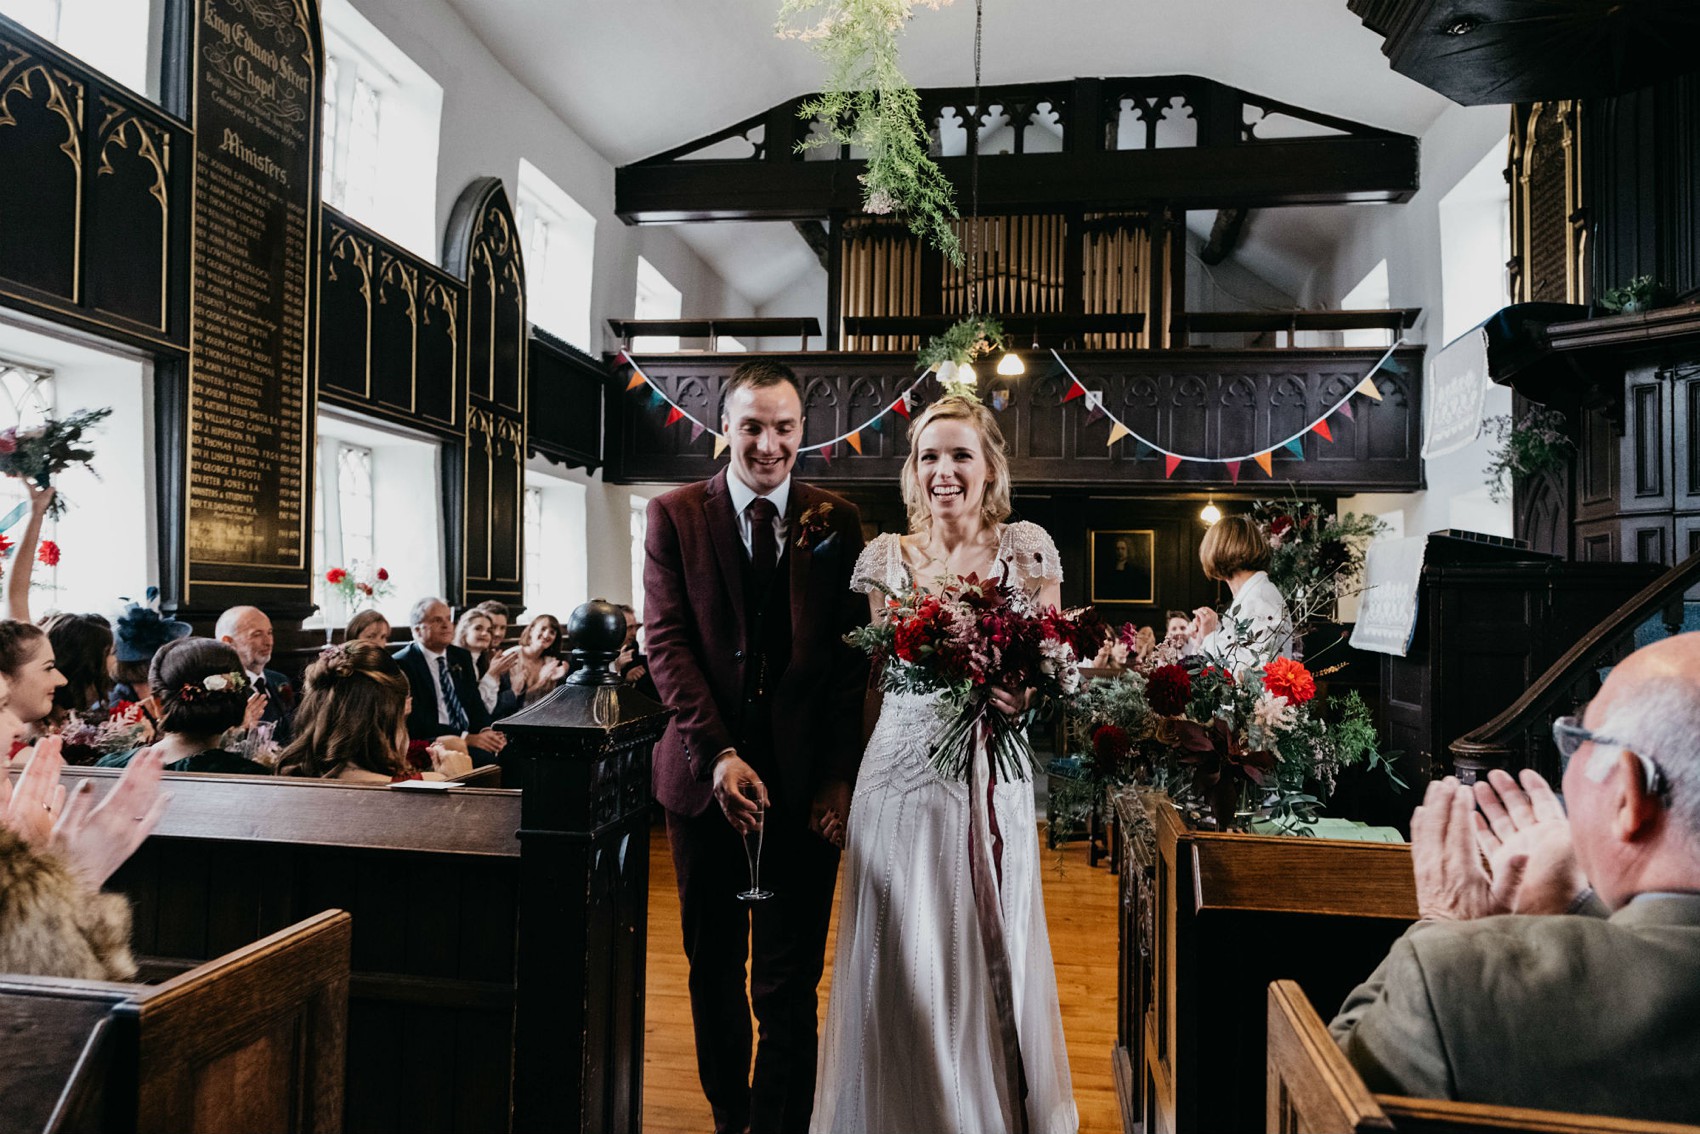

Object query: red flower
[0,533,12,555]
[357,582,374,595]
[325,567,348,584]
[1268,515,1293,538]
[36,540,60,567]
[1261,657,1316,705]
[1092,724,1132,772]
[1147,664,1192,716]
[110,700,142,723]
[375,567,389,581]
[0,430,15,455]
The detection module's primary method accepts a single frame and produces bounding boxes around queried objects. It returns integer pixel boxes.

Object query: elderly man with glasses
[1329,632,1700,1123]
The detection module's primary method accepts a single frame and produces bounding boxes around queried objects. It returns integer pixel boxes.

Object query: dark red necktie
[747,497,778,578]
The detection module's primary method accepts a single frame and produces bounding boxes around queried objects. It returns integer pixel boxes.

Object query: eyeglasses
[1552,714,1668,797]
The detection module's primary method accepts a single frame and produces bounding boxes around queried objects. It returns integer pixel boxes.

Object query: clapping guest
[512,613,568,706]
[344,608,392,648]
[473,601,511,649]
[277,642,473,782]
[1133,624,1157,666]
[96,639,268,775]
[392,597,506,761]
[215,605,295,745]
[612,603,658,700]
[454,608,520,720]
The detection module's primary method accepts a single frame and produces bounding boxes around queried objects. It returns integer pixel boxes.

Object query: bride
[811,396,1077,1134]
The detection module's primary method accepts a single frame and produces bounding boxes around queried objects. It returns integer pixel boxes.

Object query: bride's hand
[988,685,1033,717]
[811,779,851,847]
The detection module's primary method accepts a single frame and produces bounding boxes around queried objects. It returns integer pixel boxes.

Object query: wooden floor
[642,823,1122,1133]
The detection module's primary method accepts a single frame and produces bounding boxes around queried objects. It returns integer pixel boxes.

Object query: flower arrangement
[1483,408,1573,503]
[1053,650,1398,837]
[846,573,1085,780]
[795,502,837,550]
[59,700,154,758]
[1597,275,1667,314]
[177,671,251,701]
[776,0,962,263]
[917,316,1007,398]
[0,407,113,516]
[323,562,394,612]
[1250,497,1386,635]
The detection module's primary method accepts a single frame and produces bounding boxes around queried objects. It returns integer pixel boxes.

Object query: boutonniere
[796,502,836,552]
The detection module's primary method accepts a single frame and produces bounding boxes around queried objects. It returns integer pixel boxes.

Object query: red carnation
[1261,657,1316,705]
[1092,724,1132,772]
[1147,664,1192,716]
[375,567,389,581]
[0,533,12,555]
[36,540,60,567]
[325,567,348,584]
[1268,515,1294,538]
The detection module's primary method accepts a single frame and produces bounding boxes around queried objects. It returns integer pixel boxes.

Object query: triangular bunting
[1377,357,1407,376]
[1164,454,1182,478]
[1254,451,1273,476]
[665,406,684,427]
[1062,381,1086,404]
[846,431,863,455]
[690,422,705,442]
[1106,422,1131,446]
[626,371,647,391]
[1226,460,1241,485]
[869,417,883,433]
[1134,439,1154,460]
[1085,404,1106,425]
[1283,438,1306,460]
[1336,400,1355,420]
[892,395,911,419]
[1358,377,1384,401]
[1313,419,1333,443]
[649,389,667,409]
[712,434,729,459]
[612,349,629,367]
[818,444,833,463]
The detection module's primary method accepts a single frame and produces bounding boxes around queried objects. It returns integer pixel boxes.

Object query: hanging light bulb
[1200,499,1222,526]
[957,361,976,386]
[996,350,1025,376]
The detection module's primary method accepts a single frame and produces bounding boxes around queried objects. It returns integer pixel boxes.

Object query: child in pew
[97,638,269,775]
[276,642,474,783]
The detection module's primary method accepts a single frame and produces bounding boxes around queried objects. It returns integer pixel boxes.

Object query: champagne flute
[738,805,773,902]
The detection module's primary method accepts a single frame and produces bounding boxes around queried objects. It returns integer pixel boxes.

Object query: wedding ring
[132,816,147,822]
[41,802,51,812]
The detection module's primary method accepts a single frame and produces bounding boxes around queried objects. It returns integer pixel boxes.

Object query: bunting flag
[690,422,705,442]
[625,371,647,391]
[1048,341,1405,480]
[818,444,833,464]
[846,431,863,455]
[712,434,729,459]
[892,393,912,419]
[664,406,684,427]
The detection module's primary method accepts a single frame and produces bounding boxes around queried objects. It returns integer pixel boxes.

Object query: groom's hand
[811,779,851,848]
[712,751,767,834]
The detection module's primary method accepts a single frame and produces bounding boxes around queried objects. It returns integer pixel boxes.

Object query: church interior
[0,0,1697,1131]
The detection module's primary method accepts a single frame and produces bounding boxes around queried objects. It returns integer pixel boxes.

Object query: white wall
[1303,103,1514,543]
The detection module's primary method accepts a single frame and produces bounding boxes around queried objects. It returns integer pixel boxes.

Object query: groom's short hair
[721,361,801,419]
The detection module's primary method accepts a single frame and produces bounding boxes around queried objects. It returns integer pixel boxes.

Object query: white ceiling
[444,0,1457,310]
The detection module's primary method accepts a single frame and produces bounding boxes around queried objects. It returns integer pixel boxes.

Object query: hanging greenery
[918,315,1005,397]
[1483,408,1574,502]
[776,0,963,264]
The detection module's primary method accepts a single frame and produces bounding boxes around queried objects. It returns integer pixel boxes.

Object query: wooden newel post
[502,600,673,1134]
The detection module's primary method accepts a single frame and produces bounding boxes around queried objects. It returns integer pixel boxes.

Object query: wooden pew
[1267,980,1700,1134]
[0,909,350,1134]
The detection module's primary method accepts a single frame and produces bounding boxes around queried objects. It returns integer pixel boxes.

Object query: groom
[644,360,868,1134]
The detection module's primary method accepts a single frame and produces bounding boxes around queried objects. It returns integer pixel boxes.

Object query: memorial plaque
[186,0,317,575]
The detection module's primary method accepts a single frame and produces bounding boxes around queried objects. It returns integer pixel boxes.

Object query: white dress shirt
[727,473,790,559]
[1198,570,1296,672]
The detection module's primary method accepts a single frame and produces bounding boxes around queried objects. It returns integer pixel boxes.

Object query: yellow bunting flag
[1254,451,1273,476]
[1358,376,1384,401]
[846,431,863,455]
[1106,422,1131,446]
[712,434,729,459]
[625,371,646,391]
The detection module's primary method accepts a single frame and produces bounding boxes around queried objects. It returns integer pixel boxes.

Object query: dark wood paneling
[529,332,606,471]
[1587,74,1700,304]
[607,348,1423,491]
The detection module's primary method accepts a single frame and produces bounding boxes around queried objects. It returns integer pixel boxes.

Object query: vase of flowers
[323,562,394,616]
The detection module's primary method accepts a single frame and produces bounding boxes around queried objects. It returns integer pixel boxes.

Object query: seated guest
[392,597,506,760]
[1330,632,1700,1123]
[215,605,295,745]
[96,639,268,775]
[277,643,473,783]
[455,607,520,720]
[0,722,170,980]
[1164,609,1190,643]
[613,603,657,700]
[473,600,511,649]
[110,594,192,713]
[344,608,392,648]
[1187,515,1294,669]
[512,613,568,706]
[42,612,114,725]
[0,621,68,739]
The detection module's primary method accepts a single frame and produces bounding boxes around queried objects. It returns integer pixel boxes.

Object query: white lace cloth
[811,523,1078,1134]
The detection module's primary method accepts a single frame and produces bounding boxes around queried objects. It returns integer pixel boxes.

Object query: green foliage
[1250,496,1387,634]
[1483,408,1573,503]
[776,0,962,263]
[916,316,1006,396]
[1598,275,1667,314]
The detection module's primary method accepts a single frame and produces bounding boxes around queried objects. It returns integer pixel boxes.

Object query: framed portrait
[1089,529,1156,604]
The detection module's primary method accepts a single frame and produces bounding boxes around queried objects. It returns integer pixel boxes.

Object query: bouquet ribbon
[966,707,1031,1134]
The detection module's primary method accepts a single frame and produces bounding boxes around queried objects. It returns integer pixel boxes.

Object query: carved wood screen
[1509,101,1587,306]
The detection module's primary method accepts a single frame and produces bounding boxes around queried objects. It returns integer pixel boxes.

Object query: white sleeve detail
[852,532,902,595]
[1004,521,1063,586]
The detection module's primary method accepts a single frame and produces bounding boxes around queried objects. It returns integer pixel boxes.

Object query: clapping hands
[1,740,171,889]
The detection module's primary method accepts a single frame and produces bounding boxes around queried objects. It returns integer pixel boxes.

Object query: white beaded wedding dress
[810,522,1078,1134]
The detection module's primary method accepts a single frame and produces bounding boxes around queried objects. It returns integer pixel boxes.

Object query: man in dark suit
[392,596,508,763]
[644,360,867,1134]
[1332,632,1700,1123]
[216,605,295,745]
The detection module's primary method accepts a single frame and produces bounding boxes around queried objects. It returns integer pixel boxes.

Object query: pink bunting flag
[1336,400,1355,420]
[690,422,705,442]
[1226,460,1241,485]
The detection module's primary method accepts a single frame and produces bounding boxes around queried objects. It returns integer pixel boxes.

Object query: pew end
[1266,980,1700,1134]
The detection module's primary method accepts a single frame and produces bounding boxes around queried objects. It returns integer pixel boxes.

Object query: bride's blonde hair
[900,396,1012,535]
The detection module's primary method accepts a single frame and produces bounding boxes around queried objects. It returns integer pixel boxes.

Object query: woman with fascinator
[96,638,269,774]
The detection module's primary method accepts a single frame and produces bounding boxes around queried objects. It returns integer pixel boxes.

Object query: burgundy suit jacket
[644,469,868,818]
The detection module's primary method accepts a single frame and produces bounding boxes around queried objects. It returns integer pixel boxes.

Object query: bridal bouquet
[1061,653,1398,834]
[847,574,1086,781]
[0,407,113,516]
